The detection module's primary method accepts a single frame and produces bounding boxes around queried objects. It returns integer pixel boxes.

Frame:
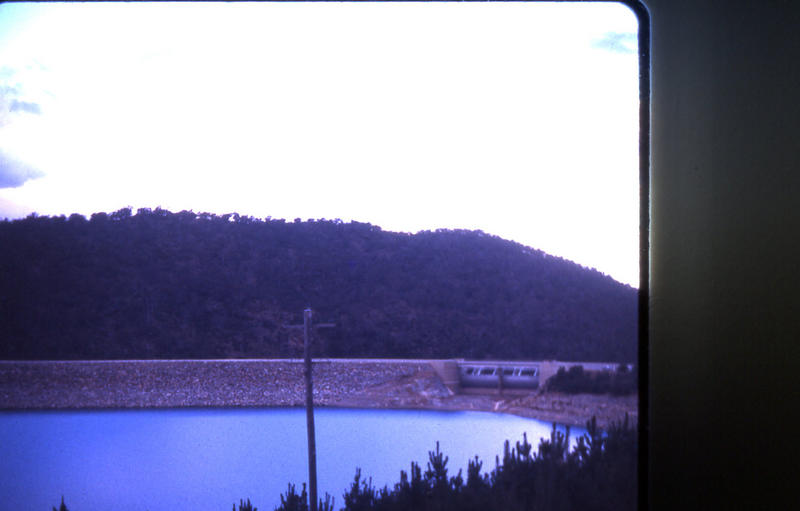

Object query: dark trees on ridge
[1,208,637,362]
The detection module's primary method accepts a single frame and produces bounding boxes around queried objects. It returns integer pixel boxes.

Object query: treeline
[53,416,637,511]
[546,365,638,395]
[1,208,637,361]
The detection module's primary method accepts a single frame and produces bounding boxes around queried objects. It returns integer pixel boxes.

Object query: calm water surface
[0,407,585,511]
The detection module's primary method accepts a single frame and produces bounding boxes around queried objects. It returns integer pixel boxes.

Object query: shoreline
[0,359,637,429]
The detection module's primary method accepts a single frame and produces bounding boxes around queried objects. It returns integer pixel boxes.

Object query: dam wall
[0,358,630,410]
[0,359,637,428]
[0,359,449,410]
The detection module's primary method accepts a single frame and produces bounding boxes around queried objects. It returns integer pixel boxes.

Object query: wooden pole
[303,308,318,511]
[497,366,504,395]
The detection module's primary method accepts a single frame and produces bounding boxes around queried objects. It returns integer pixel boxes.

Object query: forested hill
[0,208,637,362]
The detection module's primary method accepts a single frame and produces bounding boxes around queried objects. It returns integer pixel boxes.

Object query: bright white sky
[0,2,640,286]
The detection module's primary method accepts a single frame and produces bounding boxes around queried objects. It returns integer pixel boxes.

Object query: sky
[0,1,640,286]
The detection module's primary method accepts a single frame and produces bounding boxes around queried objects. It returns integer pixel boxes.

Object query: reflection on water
[0,407,584,511]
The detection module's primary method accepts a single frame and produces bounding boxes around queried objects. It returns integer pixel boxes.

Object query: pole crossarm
[283,322,336,329]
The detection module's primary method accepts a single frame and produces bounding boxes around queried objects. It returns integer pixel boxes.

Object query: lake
[0,407,586,511]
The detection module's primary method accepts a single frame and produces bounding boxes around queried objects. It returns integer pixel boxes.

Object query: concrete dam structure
[429,359,632,394]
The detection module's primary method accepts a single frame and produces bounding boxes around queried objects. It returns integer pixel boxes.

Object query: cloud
[0,66,46,125]
[9,99,41,115]
[0,148,44,188]
[592,32,637,54]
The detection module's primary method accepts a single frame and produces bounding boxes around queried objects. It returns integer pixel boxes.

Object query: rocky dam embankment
[0,359,637,428]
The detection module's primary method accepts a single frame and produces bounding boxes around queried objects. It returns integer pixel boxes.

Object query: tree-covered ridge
[0,208,637,361]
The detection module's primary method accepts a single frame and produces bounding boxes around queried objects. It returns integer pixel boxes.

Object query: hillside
[0,208,637,361]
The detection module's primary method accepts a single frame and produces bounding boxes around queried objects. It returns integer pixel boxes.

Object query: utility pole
[285,308,335,511]
[303,308,318,511]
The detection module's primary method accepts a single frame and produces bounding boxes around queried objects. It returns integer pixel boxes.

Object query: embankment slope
[0,359,636,428]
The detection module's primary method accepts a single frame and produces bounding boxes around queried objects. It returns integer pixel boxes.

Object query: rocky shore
[0,360,636,429]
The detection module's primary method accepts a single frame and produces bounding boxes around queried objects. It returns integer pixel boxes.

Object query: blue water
[0,407,585,511]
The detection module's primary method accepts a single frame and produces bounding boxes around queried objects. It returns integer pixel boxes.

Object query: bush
[273,483,334,511]
[545,365,637,395]
[233,498,256,511]
[52,496,69,511]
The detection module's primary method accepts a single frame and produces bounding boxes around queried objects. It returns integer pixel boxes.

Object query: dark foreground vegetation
[2,208,636,362]
[52,416,636,511]
[545,364,638,395]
